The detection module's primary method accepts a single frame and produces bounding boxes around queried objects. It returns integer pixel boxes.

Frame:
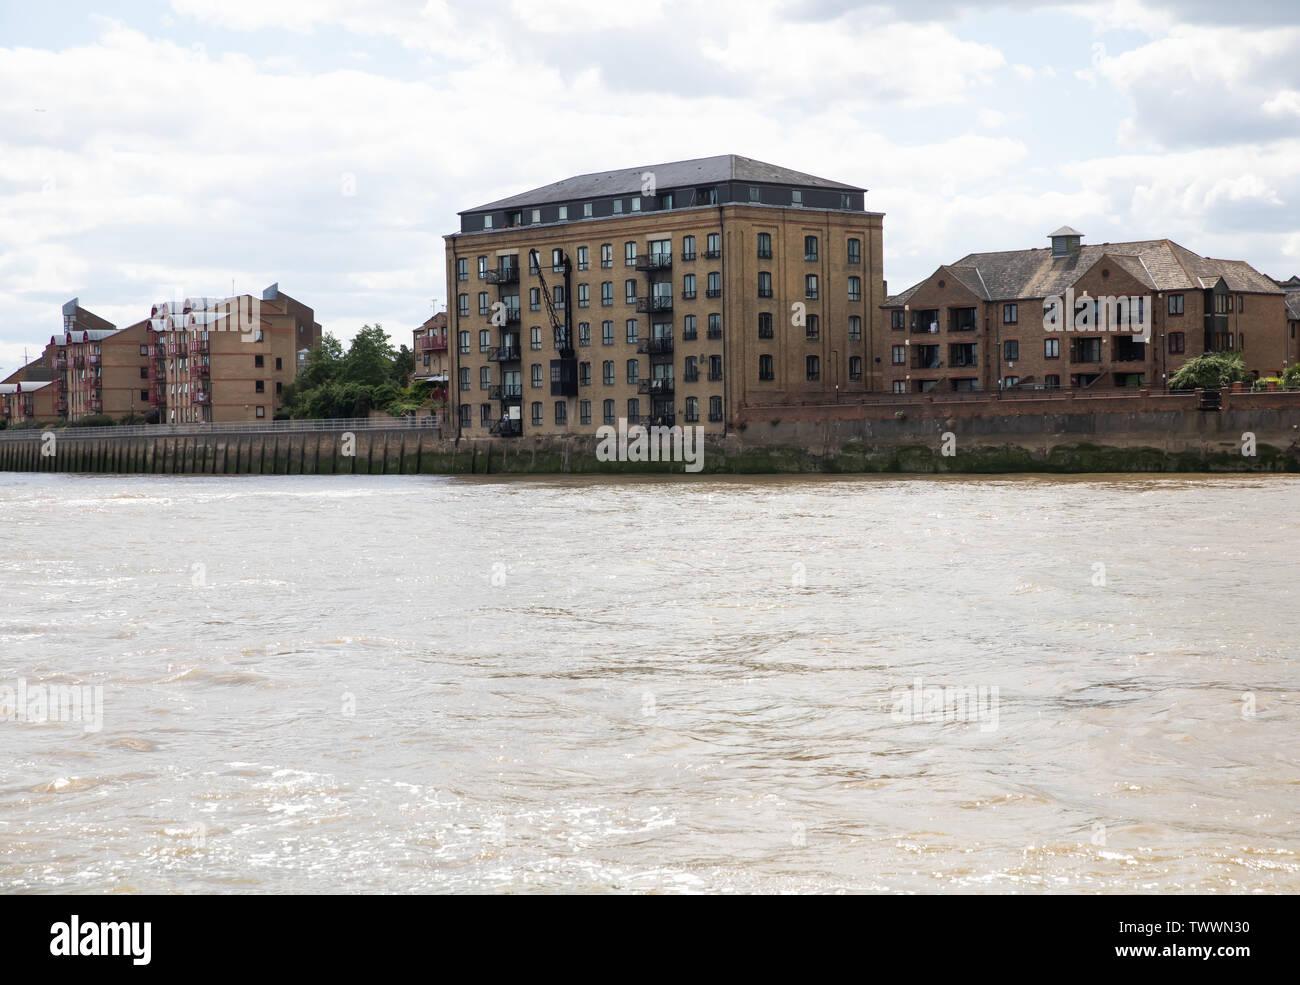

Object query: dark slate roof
[1287,294,1300,319]
[462,154,865,213]
[1049,225,1084,237]
[883,239,1283,305]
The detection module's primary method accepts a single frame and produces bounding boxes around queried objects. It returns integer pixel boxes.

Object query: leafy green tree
[1168,352,1249,390]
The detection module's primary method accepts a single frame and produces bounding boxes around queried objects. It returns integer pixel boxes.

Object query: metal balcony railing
[636,296,673,314]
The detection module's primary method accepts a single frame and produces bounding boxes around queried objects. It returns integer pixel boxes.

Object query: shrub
[1168,352,1248,390]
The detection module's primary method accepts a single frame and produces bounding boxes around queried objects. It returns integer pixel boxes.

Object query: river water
[1,472,1297,894]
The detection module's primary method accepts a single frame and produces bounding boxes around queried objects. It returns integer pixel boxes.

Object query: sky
[1,0,1299,375]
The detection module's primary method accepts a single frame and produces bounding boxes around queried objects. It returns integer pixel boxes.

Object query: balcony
[911,347,942,370]
[490,418,523,437]
[54,356,67,371]
[191,339,209,354]
[489,384,523,401]
[949,308,978,332]
[707,326,722,340]
[149,390,165,407]
[638,378,675,396]
[54,377,66,392]
[55,398,68,413]
[194,390,211,404]
[683,369,699,383]
[680,250,696,261]
[89,397,102,413]
[635,252,672,272]
[705,249,720,259]
[416,335,448,353]
[72,355,85,369]
[637,337,674,355]
[636,296,673,314]
[705,288,721,298]
[910,310,941,335]
[648,412,676,427]
[681,289,697,300]
[488,346,521,363]
[194,360,211,377]
[484,266,520,286]
[88,353,102,367]
[500,307,521,325]
[708,410,723,422]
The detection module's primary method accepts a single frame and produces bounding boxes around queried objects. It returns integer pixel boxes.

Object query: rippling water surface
[1,471,1297,894]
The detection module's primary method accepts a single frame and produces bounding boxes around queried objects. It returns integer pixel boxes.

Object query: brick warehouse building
[443,155,884,436]
[880,229,1287,394]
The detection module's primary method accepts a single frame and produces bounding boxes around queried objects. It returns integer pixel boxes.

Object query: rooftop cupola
[1050,226,1083,257]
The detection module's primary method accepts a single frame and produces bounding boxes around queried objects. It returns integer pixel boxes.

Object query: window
[613,199,622,213]
[478,292,490,315]
[757,232,772,259]
[749,186,760,202]
[1003,376,1020,388]
[602,321,614,345]
[706,272,721,298]
[139,366,148,379]
[804,236,818,261]
[458,294,469,316]
[627,397,640,422]
[685,396,699,422]
[479,329,491,352]
[529,252,540,274]
[255,405,265,418]
[758,272,772,298]
[529,287,541,311]
[758,312,773,338]
[848,276,861,302]
[601,282,613,306]
[893,380,906,394]
[457,258,468,281]
[697,186,718,205]
[483,215,493,229]
[579,322,591,347]
[660,193,673,209]
[708,395,723,422]
[847,238,861,264]
[558,205,568,221]
[1003,303,1018,324]
[531,402,543,425]
[603,399,615,424]
[532,364,543,388]
[682,235,696,260]
[709,355,723,381]
[530,209,540,224]
[553,285,565,309]
[254,354,264,368]
[684,356,698,382]
[580,399,591,424]
[806,355,819,380]
[791,189,803,206]
[683,315,697,340]
[706,233,720,259]
[459,367,471,391]
[603,360,614,385]
[459,330,470,354]
[848,356,862,381]
[625,280,637,304]
[584,202,593,218]
[1045,375,1060,389]
[1045,338,1059,359]
[849,315,862,342]
[626,319,639,344]
[579,361,591,386]
[626,359,640,384]
[578,284,589,308]
[758,354,774,380]
[708,313,722,339]
[577,246,589,270]
[1168,294,1184,316]
[805,314,819,340]
[531,326,542,350]
[552,248,563,272]
[683,274,696,300]
[460,404,473,427]
[891,310,904,330]
[625,241,637,266]
[1004,340,1019,361]
[555,401,567,425]
[805,275,818,300]
[275,357,282,371]
[601,244,612,268]
[630,197,641,212]
[478,256,487,279]
[276,381,283,394]
[140,389,149,401]
[480,366,491,390]
[892,345,905,365]
[1169,332,1185,354]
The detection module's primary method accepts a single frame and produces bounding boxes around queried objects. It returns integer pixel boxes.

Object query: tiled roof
[884,238,1282,305]
[1287,294,1300,319]
[463,154,864,213]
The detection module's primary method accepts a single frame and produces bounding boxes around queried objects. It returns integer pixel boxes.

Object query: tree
[341,324,396,388]
[1168,352,1248,390]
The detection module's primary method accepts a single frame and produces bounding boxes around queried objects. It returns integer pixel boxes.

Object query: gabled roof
[884,238,1283,305]
[463,154,864,213]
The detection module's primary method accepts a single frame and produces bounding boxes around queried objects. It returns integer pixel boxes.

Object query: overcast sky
[2,0,1298,373]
